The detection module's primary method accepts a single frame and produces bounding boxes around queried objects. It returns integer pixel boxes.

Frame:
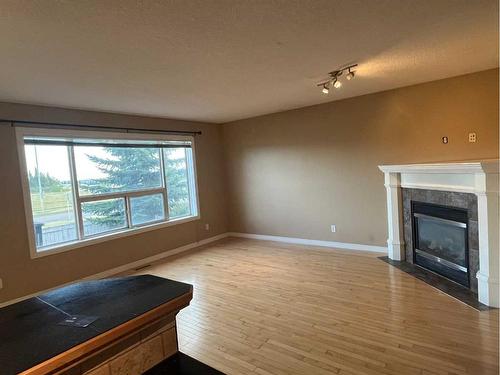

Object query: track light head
[322,84,330,94]
[333,79,342,89]
[346,70,355,80]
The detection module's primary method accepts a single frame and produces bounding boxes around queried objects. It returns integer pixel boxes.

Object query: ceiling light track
[317,64,357,94]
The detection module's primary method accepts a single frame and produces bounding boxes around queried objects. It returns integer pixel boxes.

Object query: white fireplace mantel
[378,160,499,307]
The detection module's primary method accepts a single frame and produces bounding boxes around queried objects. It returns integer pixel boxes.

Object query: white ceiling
[0,1,498,123]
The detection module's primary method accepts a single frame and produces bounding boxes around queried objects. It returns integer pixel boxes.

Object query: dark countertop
[0,275,192,375]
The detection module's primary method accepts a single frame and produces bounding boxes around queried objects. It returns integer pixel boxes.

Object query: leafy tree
[29,168,66,193]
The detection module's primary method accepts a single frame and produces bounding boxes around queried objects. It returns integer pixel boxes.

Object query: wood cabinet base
[63,316,179,375]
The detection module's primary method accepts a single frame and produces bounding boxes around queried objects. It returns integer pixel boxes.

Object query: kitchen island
[0,275,209,374]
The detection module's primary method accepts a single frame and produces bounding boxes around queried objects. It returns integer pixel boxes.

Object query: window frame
[16,127,200,259]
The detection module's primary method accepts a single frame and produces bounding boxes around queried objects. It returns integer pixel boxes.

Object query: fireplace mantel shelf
[379,159,499,174]
[378,159,499,307]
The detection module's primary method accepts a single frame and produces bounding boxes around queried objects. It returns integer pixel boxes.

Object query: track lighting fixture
[346,68,355,80]
[317,64,357,94]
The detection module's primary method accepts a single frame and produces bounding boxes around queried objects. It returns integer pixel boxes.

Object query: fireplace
[379,160,499,307]
[411,201,469,287]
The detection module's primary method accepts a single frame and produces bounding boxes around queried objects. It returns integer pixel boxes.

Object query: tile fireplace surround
[379,160,499,307]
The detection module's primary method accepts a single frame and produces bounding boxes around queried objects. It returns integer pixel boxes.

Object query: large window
[19,129,198,255]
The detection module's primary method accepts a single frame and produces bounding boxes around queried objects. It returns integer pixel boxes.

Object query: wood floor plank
[132,238,499,375]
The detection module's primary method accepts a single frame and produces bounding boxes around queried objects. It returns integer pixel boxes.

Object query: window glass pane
[81,198,127,236]
[24,144,78,249]
[24,136,198,253]
[130,194,165,226]
[74,146,162,196]
[164,148,194,219]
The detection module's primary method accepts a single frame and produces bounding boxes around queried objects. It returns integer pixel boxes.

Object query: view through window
[23,135,198,252]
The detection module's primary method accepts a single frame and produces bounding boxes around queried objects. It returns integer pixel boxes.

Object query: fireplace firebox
[411,201,469,287]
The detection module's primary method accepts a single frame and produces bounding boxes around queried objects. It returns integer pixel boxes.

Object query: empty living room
[0,1,499,374]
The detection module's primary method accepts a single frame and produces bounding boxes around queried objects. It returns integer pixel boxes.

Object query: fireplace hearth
[411,201,469,287]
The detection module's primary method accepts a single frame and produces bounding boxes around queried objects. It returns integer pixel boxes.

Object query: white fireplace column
[379,160,500,308]
[475,172,500,307]
[384,172,405,260]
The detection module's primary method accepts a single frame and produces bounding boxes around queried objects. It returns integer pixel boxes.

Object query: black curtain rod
[24,139,192,149]
[0,119,202,136]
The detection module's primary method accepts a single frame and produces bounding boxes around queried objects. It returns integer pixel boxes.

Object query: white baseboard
[228,232,388,253]
[0,232,229,308]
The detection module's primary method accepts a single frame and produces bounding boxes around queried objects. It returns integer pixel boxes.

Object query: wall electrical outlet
[205,223,210,231]
[330,224,336,233]
[468,132,477,143]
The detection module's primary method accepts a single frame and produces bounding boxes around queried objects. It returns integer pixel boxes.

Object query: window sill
[31,215,200,259]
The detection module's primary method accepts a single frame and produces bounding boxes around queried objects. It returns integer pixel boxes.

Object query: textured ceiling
[0,1,498,123]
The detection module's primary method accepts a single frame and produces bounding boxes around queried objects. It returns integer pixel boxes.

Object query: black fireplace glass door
[415,215,467,267]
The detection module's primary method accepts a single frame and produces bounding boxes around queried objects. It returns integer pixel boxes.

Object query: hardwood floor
[132,238,499,375]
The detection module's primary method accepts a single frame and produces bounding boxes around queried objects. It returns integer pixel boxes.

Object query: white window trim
[15,126,201,259]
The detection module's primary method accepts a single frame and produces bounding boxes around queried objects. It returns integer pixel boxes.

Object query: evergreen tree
[83,147,160,228]
[82,147,191,229]
[86,148,161,194]
[164,149,191,218]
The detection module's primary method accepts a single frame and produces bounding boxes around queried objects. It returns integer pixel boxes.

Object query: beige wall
[222,69,499,246]
[0,103,228,302]
[1,69,498,303]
